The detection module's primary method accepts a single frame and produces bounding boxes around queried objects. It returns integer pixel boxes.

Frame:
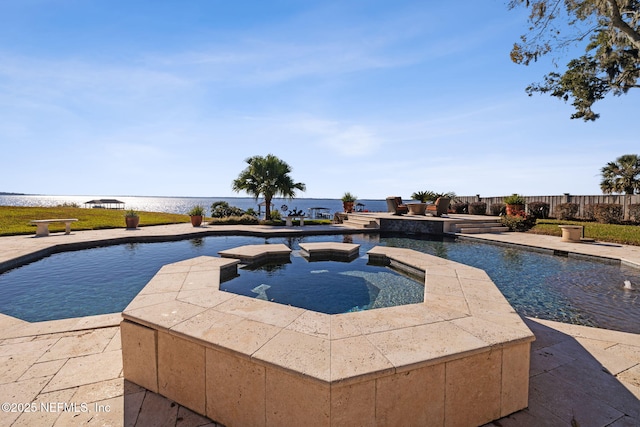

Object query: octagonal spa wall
[121,247,535,427]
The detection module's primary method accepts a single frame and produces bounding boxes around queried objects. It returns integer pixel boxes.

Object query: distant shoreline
[0,193,363,200]
[0,194,389,215]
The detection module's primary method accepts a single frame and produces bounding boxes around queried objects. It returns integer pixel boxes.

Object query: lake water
[0,194,388,216]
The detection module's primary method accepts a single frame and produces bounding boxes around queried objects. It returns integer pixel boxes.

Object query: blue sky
[1,1,638,199]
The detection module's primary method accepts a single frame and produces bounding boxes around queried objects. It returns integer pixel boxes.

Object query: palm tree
[232,154,306,220]
[600,154,640,195]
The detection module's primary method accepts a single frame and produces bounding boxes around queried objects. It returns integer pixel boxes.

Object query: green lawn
[0,206,333,236]
[3,206,639,245]
[529,219,640,246]
[0,206,189,236]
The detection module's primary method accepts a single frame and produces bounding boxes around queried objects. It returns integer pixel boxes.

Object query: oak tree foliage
[510,0,640,120]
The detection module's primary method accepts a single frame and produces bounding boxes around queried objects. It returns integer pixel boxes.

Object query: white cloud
[285,117,380,157]
[323,125,380,157]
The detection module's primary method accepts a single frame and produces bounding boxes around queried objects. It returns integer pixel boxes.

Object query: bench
[30,219,78,237]
[285,215,305,227]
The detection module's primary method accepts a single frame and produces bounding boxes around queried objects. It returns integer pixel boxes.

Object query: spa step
[453,221,502,227]
[455,222,503,230]
[450,219,508,234]
[341,214,379,229]
[457,226,509,234]
[342,219,379,229]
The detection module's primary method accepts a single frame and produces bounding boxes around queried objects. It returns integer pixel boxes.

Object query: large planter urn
[407,203,427,215]
[190,215,203,227]
[125,216,139,229]
[506,204,525,216]
[343,201,354,213]
[341,192,357,214]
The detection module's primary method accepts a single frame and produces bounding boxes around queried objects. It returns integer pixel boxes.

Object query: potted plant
[125,209,139,229]
[408,191,431,215]
[341,192,357,213]
[504,194,526,216]
[188,205,205,227]
[411,191,435,203]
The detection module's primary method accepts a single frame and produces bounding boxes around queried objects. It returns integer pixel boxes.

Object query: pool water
[383,235,640,333]
[0,233,638,334]
[220,253,424,314]
[0,236,259,322]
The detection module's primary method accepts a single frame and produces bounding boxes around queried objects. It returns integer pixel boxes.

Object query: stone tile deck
[0,222,638,426]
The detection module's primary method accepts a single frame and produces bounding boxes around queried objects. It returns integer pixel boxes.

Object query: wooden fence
[455,194,640,218]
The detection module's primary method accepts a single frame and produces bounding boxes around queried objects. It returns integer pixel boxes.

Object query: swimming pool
[1,233,638,333]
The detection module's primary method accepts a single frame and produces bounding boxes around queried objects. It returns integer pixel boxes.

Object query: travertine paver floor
[0,313,220,427]
[485,318,640,426]
[0,223,639,426]
[0,314,637,426]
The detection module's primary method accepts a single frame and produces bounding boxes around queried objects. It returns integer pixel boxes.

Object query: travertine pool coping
[121,243,535,426]
[218,243,292,264]
[298,241,360,260]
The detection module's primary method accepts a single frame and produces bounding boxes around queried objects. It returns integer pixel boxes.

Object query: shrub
[500,214,536,232]
[188,205,205,216]
[236,214,259,225]
[210,201,244,218]
[468,202,487,215]
[629,204,640,224]
[209,214,259,225]
[527,201,550,219]
[504,194,526,205]
[490,203,505,216]
[452,202,468,214]
[411,191,435,203]
[583,204,596,221]
[554,203,579,220]
[591,203,623,224]
[269,209,282,221]
[341,192,357,202]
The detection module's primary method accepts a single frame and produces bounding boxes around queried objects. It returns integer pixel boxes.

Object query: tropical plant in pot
[341,192,357,213]
[188,205,205,227]
[503,194,526,216]
[125,209,140,229]
[411,191,436,203]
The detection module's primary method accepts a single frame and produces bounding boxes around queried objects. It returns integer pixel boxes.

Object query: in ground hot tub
[218,242,425,314]
[121,243,535,426]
